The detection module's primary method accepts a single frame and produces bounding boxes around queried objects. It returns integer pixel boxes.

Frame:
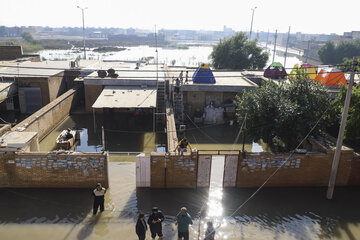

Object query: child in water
[204,221,215,240]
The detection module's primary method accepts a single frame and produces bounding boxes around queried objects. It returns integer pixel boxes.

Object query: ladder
[156,69,166,127]
[173,88,184,125]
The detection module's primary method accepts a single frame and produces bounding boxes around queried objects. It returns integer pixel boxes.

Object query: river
[38,44,303,69]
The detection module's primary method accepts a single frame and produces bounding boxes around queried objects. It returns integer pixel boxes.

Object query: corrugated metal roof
[92,86,157,109]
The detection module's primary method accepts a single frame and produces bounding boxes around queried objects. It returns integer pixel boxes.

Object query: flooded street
[1,161,360,240]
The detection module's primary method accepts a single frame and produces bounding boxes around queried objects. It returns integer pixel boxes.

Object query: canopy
[92,86,157,109]
[315,68,347,87]
[192,64,216,84]
[264,62,287,79]
[289,63,317,80]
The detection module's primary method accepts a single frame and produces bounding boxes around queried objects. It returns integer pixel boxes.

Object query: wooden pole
[326,56,357,199]
[101,126,105,151]
[93,108,96,134]
[284,26,291,68]
[272,30,277,63]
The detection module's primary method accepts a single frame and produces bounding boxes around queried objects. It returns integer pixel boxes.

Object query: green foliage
[331,85,360,145]
[0,39,43,53]
[210,32,269,70]
[318,40,360,65]
[21,31,35,43]
[235,79,330,151]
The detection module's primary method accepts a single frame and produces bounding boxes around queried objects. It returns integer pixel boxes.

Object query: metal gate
[197,155,212,187]
[223,154,239,187]
[136,153,151,187]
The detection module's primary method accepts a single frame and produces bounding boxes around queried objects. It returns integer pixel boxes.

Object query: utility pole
[101,126,105,151]
[305,40,310,63]
[242,115,247,157]
[155,25,158,82]
[265,29,269,51]
[326,56,358,200]
[77,6,87,59]
[249,7,257,41]
[272,29,277,63]
[284,26,291,68]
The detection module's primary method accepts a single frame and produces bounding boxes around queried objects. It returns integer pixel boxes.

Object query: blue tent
[192,64,216,84]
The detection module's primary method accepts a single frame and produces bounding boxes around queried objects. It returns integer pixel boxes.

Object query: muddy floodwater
[39,114,166,153]
[1,160,360,240]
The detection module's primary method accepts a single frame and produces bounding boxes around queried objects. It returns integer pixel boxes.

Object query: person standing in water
[93,182,106,215]
[175,207,193,240]
[204,221,216,240]
[147,207,165,239]
[136,213,148,240]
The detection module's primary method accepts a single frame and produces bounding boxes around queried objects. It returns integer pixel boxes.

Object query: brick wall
[0,151,109,188]
[348,153,360,185]
[0,46,23,60]
[150,153,197,188]
[236,152,353,187]
[13,87,80,140]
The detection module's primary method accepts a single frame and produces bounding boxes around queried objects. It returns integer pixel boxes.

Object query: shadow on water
[222,186,360,239]
[0,188,93,224]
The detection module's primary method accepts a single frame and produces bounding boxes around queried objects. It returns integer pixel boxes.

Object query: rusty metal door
[223,154,239,187]
[197,155,212,187]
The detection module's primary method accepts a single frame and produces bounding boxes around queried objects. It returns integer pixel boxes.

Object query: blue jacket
[176,212,193,232]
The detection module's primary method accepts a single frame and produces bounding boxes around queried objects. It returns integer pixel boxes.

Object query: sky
[1,0,359,34]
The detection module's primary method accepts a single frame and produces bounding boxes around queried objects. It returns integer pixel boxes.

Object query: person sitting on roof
[65,128,73,140]
[175,138,192,155]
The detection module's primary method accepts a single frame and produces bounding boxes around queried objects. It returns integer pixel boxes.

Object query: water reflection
[1,163,360,239]
[39,114,166,153]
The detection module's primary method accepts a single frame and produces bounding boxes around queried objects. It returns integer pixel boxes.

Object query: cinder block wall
[236,152,353,187]
[0,46,23,60]
[150,153,197,188]
[13,87,80,140]
[0,151,109,188]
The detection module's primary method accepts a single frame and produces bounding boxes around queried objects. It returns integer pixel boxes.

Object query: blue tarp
[192,64,216,84]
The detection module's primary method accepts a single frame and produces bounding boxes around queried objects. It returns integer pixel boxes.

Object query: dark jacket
[147,211,165,231]
[136,219,147,236]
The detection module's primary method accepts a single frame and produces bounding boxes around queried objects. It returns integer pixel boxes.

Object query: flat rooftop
[167,66,257,92]
[0,60,98,77]
[0,131,38,148]
[83,62,163,86]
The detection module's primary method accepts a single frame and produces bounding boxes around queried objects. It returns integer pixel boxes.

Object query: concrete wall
[0,151,109,188]
[84,84,103,113]
[348,153,360,185]
[150,153,197,188]
[184,91,238,117]
[0,46,23,60]
[0,124,11,137]
[13,87,80,140]
[237,152,353,187]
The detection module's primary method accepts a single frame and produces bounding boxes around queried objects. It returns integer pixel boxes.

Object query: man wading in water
[147,207,165,239]
[93,182,106,215]
[175,207,193,240]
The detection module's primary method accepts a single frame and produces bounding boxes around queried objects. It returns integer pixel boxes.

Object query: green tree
[331,84,360,146]
[235,79,330,151]
[318,40,360,65]
[21,31,35,43]
[210,32,269,70]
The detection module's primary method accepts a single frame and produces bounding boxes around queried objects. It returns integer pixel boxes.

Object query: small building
[167,65,257,124]
[0,60,94,113]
